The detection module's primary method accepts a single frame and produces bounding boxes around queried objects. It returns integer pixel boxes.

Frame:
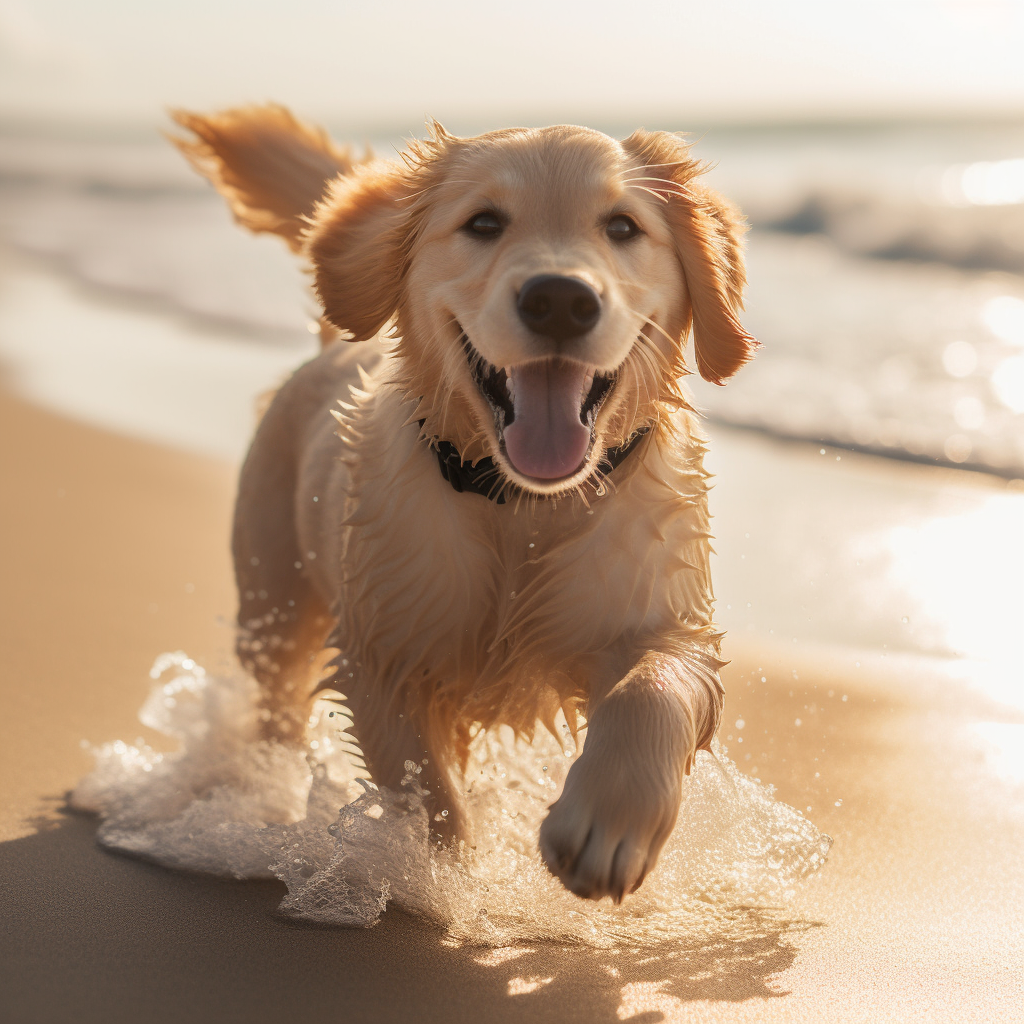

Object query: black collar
[424,426,651,504]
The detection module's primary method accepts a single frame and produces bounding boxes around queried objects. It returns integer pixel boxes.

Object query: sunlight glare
[971,723,1024,785]
[983,296,1024,348]
[885,492,1024,691]
[942,158,1024,206]
[991,355,1024,413]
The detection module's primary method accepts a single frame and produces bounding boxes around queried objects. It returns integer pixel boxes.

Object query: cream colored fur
[171,106,756,903]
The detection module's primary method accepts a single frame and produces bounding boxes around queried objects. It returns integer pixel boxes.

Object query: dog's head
[307,123,756,496]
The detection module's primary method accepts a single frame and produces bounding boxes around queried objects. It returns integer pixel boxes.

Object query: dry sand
[2,384,1023,1023]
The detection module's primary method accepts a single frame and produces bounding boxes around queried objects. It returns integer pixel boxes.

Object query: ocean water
[2,115,1024,475]
[72,652,831,944]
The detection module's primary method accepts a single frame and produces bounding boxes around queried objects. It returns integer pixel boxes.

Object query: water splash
[72,652,831,946]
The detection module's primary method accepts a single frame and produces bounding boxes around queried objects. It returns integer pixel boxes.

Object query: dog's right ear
[304,161,414,342]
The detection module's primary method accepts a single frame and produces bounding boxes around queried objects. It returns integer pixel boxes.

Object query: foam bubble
[72,652,832,946]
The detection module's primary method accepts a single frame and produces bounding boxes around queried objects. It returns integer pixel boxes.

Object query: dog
[171,105,756,903]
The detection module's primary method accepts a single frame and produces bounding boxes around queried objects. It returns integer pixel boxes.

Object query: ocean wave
[0,183,314,345]
[690,232,1024,480]
[757,189,1024,275]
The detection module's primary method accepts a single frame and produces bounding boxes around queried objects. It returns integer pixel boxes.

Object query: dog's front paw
[538,753,681,903]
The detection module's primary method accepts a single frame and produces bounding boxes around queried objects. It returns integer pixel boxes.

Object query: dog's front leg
[322,638,471,845]
[539,645,723,902]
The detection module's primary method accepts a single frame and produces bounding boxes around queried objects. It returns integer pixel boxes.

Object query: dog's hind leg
[236,580,332,742]
[233,431,333,743]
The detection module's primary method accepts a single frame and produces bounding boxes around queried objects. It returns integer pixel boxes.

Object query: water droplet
[735,718,745,730]
[834,799,843,808]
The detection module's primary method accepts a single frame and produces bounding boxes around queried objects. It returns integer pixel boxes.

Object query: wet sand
[2,385,1023,1023]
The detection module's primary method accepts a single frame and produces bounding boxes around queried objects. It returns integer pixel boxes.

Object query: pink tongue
[503,360,591,480]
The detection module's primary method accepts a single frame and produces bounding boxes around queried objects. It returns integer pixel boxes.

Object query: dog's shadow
[0,806,820,1024]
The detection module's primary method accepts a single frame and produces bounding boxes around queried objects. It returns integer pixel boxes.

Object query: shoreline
[3,239,1022,481]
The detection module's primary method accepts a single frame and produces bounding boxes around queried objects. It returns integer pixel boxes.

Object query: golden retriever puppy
[171,105,756,903]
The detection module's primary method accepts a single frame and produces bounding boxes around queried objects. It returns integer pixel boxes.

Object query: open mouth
[462,334,616,481]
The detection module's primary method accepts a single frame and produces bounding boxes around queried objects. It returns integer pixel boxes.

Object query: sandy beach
[3,358,1023,1021]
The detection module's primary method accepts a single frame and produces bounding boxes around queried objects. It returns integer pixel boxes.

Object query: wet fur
[170,106,756,903]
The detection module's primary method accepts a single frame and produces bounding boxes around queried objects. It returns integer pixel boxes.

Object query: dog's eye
[463,211,503,237]
[606,214,641,241]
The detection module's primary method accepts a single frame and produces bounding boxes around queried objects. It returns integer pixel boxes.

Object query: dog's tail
[169,104,359,255]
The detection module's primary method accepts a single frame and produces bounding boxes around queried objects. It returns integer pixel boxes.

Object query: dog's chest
[333,385,713,692]
[343,465,707,679]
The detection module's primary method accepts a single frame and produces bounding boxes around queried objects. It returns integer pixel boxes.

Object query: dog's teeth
[582,370,595,400]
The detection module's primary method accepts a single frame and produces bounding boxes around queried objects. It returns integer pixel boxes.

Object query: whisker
[620,179,694,202]
[619,175,692,189]
[623,184,670,203]
[618,158,693,174]
[620,306,679,351]
[397,178,480,203]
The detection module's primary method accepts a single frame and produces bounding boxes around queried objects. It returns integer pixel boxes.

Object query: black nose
[516,274,601,342]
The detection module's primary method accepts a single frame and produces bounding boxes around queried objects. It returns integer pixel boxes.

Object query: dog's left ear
[623,130,758,384]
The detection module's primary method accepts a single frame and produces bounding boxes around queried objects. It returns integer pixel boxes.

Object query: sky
[2,0,1024,131]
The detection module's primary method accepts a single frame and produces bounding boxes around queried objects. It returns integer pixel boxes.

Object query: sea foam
[72,651,831,946]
